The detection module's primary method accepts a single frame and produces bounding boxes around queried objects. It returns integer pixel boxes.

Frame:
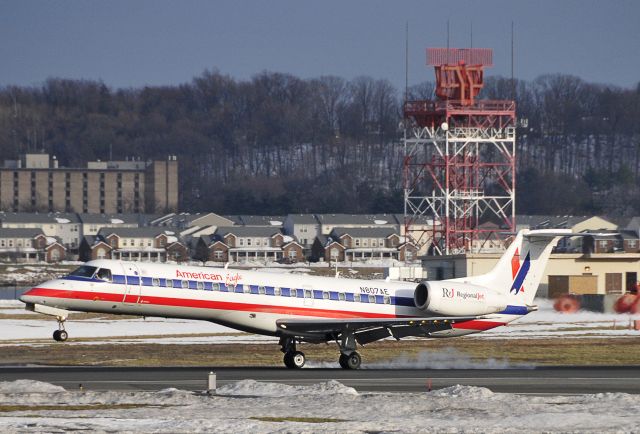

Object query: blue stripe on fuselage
[499,305,529,315]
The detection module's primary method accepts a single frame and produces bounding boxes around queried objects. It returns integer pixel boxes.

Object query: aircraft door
[121,262,142,305]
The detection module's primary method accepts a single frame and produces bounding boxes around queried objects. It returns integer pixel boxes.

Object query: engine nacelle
[414,281,508,316]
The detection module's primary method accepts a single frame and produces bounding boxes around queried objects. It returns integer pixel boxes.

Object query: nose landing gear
[53,317,68,342]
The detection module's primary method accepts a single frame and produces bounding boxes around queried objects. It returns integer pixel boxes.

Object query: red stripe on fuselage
[23,287,404,319]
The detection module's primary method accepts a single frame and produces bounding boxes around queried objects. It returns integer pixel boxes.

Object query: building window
[355,239,360,247]
[50,249,61,262]
[214,250,223,259]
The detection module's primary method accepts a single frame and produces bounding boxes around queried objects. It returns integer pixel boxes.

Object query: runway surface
[1,366,639,394]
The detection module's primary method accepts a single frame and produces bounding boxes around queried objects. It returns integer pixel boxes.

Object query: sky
[1,0,639,92]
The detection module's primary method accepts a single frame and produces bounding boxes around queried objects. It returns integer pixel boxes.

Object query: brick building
[311,227,418,262]
[79,227,188,262]
[0,153,178,214]
[0,228,66,263]
[195,226,303,263]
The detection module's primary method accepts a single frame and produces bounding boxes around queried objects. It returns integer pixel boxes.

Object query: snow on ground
[0,380,638,433]
[0,317,275,345]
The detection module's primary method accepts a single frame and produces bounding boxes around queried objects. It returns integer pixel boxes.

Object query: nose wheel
[53,318,68,342]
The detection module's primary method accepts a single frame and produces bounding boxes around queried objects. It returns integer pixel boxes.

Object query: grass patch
[0,404,154,413]
[2,337,640,366]
[251,416,346,423]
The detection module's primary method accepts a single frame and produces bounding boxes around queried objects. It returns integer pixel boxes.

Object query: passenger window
[228,284,236,292]
[291,288,298,298]
[384,295,391,305]
[243,285,250,294]
[197,281,204,290]
[354,294,361,302]
[181,280,189,289]
[96,268,112,282]
[368,295,376,303]
[166,279,173,288]
[305,289,312,299]
[259,286,266,295]
[274,287,281,296]
[339,292,346,301]
[212,283,220,291]
[152,278,160,287]
[322,292,329,300]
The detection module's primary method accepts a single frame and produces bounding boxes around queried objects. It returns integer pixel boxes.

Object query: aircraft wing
[276,316,479,345]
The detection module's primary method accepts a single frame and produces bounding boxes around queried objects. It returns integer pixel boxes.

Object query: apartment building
[0,153,178,214]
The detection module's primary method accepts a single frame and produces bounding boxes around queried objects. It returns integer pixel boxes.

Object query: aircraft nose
[19,288,38,304]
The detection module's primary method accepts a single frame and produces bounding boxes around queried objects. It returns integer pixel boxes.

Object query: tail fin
[461,229,570,305]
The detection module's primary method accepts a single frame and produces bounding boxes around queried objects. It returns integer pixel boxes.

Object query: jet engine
[414,281,508,316]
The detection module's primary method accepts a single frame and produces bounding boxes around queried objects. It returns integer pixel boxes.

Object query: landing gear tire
[339,352,361,370]
[284,351,306,369]
[53,329,68,342]
[339,354,349,369]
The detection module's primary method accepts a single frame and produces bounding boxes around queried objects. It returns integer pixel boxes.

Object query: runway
[1,366,639,394]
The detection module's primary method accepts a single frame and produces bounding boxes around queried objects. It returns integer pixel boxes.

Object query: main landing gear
[280,337,306,369]
[279,333,363,369]
[53,318,68,342]
[337,331,361,369]
[338,352,361,370]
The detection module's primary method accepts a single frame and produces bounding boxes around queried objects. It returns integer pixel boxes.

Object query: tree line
[0,71,639,216]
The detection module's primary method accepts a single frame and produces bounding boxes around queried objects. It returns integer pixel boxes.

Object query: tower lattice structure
[403,48,516,255]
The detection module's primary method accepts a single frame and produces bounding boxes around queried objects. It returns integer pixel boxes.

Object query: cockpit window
[69,265,98,278]
[96,268,112,282]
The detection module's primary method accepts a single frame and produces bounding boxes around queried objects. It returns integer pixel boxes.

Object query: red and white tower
[403,48,516,255]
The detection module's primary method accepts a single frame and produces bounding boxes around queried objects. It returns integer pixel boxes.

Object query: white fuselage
[20,259,524,338]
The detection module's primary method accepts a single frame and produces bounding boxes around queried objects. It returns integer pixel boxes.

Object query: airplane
[20,228,568,369]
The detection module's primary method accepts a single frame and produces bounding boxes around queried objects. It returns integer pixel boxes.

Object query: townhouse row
[1,211,639,264]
